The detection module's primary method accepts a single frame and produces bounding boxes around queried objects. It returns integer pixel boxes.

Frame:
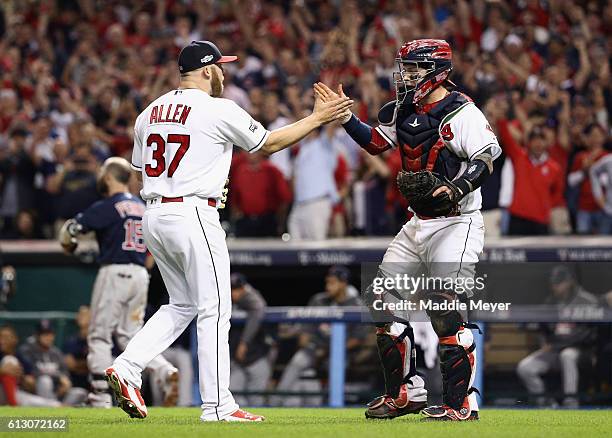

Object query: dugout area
[1,236,611,407]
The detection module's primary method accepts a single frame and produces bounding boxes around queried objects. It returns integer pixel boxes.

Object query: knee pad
[425,292,465,337]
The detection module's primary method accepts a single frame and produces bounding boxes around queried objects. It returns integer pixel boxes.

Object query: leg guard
[365,323,427,419]
[438,325,478,410]
[376,323,416,399]
[423,293,480,420]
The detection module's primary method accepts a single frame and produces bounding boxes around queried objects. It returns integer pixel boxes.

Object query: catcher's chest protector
[392,92,469,178]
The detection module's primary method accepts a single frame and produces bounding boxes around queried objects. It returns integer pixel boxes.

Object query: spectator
[0,325,61,407]
[496,117,564,235]
[288,129,340,240]
[0,128,37,234]
[262,92,293,180]
[229,152,292,237]
[28,114,56,165]
[590,151,612,235]
[229,273,272,407]
[0,0,608,238]
[272,266,367,406]
[46,143,99,226]
[63,306,90,391]
[568,124,610,234]
[18,320,86,406]
[1,209,42,239]
[352,149,391,235]
[516,266,599,407]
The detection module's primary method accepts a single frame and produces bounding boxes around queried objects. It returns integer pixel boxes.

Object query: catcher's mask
[393,39,453,105]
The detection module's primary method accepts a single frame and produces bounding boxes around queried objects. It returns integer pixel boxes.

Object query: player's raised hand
[314,82,353,124]
[312,83,353,125]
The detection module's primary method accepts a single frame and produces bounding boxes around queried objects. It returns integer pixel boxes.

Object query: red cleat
[105,367,148,419]
[223,409,265,422]
[422,404,479,421]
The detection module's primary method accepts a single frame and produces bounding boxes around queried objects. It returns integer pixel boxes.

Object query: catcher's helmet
[394,39,453,105]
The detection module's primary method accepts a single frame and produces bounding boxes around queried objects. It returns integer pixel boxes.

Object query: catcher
[315,39,500,421]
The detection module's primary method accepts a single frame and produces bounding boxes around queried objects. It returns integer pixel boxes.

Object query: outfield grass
[0,407,610,438]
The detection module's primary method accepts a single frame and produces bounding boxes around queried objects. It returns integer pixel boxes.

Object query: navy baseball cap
[36,319,54,334]
[178,40,238,73]
[327,265,350,283]
[550,266,574,284]
[231,272,247,289]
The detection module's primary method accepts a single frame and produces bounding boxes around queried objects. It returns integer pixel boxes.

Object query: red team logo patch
[441,123,454,141]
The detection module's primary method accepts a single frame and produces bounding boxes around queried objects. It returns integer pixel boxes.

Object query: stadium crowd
[0,0,610,240]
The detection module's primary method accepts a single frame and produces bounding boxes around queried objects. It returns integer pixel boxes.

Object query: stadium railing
[3,305,608,407]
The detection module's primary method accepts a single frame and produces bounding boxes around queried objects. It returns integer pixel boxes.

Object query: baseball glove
[396,170,461,217]
[58,219,82,254]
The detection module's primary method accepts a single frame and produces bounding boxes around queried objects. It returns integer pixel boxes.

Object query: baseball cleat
[105,367,148,419]
[161,368,179,407]
[223,409,265,422]
[421,404,479,421]
[365,395,427,419]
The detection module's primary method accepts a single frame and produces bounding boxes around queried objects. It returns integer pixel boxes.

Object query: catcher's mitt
[397,170,461,217]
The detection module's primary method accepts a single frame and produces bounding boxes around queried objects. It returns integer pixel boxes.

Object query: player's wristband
[452,178,471,198]
[342,114,372,146]
[453,158,491,195]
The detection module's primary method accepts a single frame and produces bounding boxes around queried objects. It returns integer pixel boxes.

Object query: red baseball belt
[160,196,216,207]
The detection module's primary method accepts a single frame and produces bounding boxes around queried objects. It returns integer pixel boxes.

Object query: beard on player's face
[210,66,224,97]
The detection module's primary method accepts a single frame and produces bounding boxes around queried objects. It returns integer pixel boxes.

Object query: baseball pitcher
[316,39,500,421]
[103,40,352,422]
[59,157,179,408]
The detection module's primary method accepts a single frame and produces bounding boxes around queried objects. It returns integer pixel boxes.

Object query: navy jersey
[75,193,147,266]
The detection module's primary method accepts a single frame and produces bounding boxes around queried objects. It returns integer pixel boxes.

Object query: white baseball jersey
[131,88,270,200]
[117,86,272,420]
[376,101,501,212]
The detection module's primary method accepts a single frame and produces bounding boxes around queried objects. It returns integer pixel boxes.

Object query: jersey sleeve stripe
[468,142,498,161]
[248,130,270,154]
[131,163,142,170]
[374,126,396,147]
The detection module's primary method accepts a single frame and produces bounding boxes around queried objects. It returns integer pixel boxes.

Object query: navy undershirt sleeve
[342,114,373,146]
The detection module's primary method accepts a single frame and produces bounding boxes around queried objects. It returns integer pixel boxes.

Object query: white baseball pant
[88,264,174,379]
[379,210,485,409]
[112,197,237,420]
[288,197,332,240]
